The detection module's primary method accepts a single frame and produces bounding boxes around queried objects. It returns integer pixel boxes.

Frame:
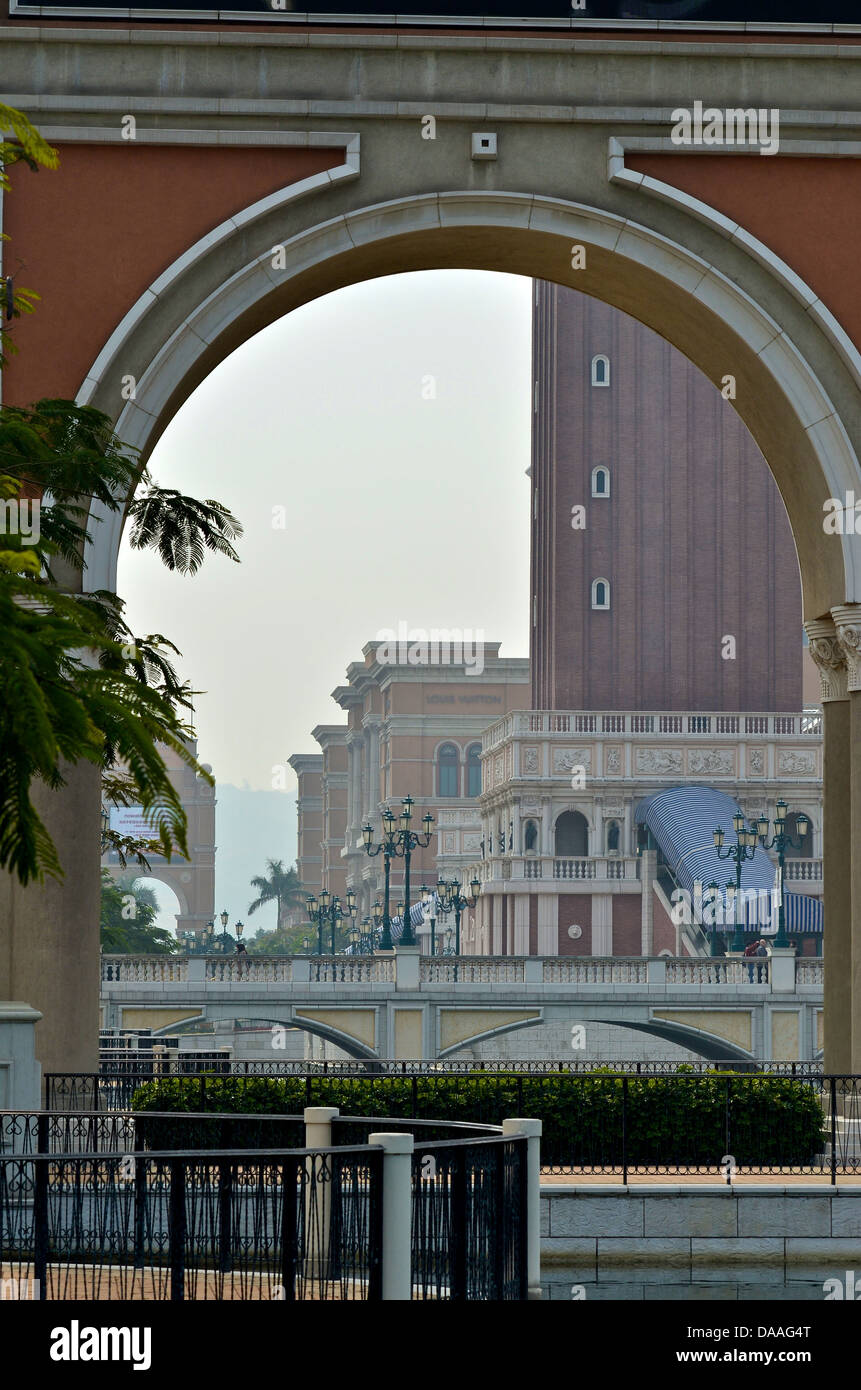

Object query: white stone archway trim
[79,189,861,603]
[608,135,861,395]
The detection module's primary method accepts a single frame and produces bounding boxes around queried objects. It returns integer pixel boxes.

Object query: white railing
[665,959,769,985]
[553,856,637,881]
[796,959,824,985]
[542,958,649,984]
[206,958,294,982]
[101,956,188,983]
[420,957,525,984]
[784,859,823,881]
[482,707,823,751]
[309,957,395,983]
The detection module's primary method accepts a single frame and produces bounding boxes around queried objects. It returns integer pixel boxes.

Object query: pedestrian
[235,939,248,975]
[743,937,758,982]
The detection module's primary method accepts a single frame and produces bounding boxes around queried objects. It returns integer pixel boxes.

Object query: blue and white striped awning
[388,898,429,943]
[635,786,822,934]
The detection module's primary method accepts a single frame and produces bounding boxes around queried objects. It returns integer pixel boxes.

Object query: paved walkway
[540,1170,861,1186]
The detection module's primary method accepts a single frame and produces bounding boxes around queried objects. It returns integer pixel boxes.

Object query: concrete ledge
[541,1186,861,1265]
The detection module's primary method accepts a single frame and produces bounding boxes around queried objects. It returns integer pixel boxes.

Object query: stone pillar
[365,718,381,821]
[537,894,558,955]
[832,606,861,1072]
[591,894,613,956]
[513,894,530,955]
[806,617,851,1072]
[502,1117,542,1300]
[0,761,101,1081]
[640,848,657,956]
[368,1132,414,1301]
[0,1003,42,1109]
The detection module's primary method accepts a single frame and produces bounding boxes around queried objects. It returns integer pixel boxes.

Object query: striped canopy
[635,786,822,934]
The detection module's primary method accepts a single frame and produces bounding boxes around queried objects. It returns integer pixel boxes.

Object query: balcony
[479,707,823,792]
[473,854,641,890]
[482,709,823,750]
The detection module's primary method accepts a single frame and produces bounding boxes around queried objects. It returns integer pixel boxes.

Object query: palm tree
[248,859,306,930]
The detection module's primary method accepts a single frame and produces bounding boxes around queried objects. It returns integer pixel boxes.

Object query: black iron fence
[40,1068,861,1181]
[46,1058,826,1113]
[0,1112,530,1301]
[0,1145,382,1301]
[411,1136,527,1300]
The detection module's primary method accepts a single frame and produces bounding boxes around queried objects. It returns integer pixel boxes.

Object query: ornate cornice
[805,618,849,702]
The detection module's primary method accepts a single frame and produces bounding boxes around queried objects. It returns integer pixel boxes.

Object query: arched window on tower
[555,811,589,858]
[524,820,539,853]
[466,743,482,798]
[437,743,459,798]
[591,354,610,387]
[591,578,610,610]
[591,466,610,498]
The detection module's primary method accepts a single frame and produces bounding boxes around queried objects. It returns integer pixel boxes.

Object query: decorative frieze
[687,748,734,777]
[778,750,817,776]
[635,747,683,775]
[605,746,622,774]
[552,747,592,774]
[522,746,540,774]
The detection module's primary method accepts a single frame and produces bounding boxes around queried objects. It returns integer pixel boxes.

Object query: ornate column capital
[804,617,849,702]
[831,604,861,693]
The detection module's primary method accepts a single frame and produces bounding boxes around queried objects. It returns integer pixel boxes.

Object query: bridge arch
[155,1011,378,1061]
[78,190,861,623]
[596,1018,754,1066]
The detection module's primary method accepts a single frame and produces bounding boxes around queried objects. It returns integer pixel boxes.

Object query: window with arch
[591,354,610,387]
[591,466,610,498]
[591,578,610,610]
[437,743,459,798]
[555,810,588,858]
[524,819,539,853]
[466,743,482,798]
[606,820,621,853]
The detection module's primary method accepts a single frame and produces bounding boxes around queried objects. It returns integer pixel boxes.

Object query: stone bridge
[100,952,824,1064]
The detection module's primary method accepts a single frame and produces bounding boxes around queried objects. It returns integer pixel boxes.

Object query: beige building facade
[290,642,529,926]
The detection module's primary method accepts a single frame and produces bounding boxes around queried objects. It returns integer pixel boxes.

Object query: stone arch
[597,1018,755,1065]
[76,190,861,622]
[186,1011,378,1060]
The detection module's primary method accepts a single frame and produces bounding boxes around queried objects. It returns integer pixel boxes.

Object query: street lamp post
[349,917,377,955]
[754,801,810,950]
[435,876,482,956]
[362,808,398,951]
[713,811,760,954]
[363,798,434,949]
[305,889,357,956]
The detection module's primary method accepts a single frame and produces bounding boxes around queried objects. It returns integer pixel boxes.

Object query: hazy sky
[117,270,533,801]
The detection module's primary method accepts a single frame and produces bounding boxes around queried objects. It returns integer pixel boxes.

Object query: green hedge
[131,1072,826,1166]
